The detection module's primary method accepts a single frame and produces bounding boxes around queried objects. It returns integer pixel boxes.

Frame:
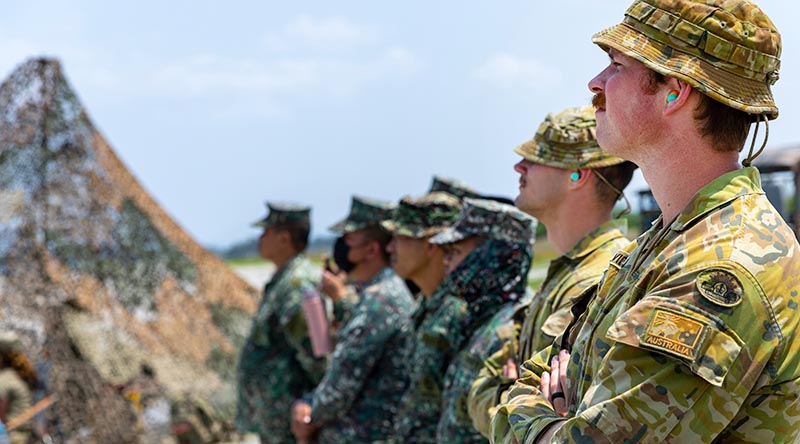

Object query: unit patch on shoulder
[696,269,743,307]
[641,308,706,360]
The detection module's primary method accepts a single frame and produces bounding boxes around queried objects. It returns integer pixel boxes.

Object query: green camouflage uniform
[469,220,628,437]
[492,2,800,443]
[328,195,398,326]
[492,168,800,443]
[467,105,632,438]
[310,267,414,444]
[430,198,537,444]
[308,196,414,444]
[236,203,325,444]
[381,193,470,444]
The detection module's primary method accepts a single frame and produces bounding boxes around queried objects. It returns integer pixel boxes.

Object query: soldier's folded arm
[492,262,794,444]
[468,339,518,438]
[490,344,559,444]
[309,306,394,426]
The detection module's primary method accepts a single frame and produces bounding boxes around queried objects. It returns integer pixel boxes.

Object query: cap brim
[593,23,778,119]
[380,220,398,233]
[329,219,370,234]
[514,137,629,169]
[429,227,468,245]
[251,216,271,228]
[382,221,450,239]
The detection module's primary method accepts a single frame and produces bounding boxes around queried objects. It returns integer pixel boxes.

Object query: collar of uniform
[361,266,395,292]
[563,218,628,261]
[670,166,764,232]
[268,253,304,284]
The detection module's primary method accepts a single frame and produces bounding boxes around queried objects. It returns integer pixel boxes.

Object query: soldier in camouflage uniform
[491,1,800,443]
[235,203,325,444]
[380,192,468,444]
[428,198,537,444]
[292,196,415,444]
[467,106,635,437]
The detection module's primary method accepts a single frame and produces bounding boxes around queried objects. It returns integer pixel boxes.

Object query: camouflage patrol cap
[0,331,22,353]
[593,0,781,119]
[429,198,537,246]
[515,106,626,169]
[329,195,396,234]
[252,202,310,228]
[381,192,462,238]
[429,175,481,200]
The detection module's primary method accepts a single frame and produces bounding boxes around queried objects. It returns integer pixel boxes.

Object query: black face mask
[332,235,356,273]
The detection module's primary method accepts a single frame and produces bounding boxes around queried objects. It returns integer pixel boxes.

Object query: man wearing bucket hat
[429,198,537,443]
[235,203,325,444]
[381,192,469,444]
[291,196,414,444]
[491,1,800,443]
[468,105,635,438]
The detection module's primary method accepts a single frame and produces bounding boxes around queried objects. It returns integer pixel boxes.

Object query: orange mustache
[592,93,606,110]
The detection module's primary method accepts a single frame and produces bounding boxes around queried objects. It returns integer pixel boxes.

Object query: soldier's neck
[543,193,613,256]
[269,249,299,270]
[349,258,388,284]
[640,143,739,225]
[414,263,445,297]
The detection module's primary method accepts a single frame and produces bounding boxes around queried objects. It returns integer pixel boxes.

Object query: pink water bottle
[302,289,332,357]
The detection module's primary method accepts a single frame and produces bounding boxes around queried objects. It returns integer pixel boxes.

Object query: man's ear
[568,168,592,189]
[364,239,381,260]
[663,80,693,116]
[426,242,443,259]
[276,229,292,248]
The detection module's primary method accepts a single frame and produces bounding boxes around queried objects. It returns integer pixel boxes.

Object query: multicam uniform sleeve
[489,345,558,444]
[468,340,516,439]
[310,295,395,426]
[493,262,798,444]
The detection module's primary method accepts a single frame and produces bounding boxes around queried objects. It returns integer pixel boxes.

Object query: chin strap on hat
[742,114,769,167]
[591,169,631,218]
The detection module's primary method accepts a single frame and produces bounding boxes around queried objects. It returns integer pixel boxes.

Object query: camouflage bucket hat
[514,105,626,169]
[593,0,781,119]
[428,175,481,200]
[381,192,462,238]
[429,198,537,246]
[329,195,396,234]
[252,202,311,228]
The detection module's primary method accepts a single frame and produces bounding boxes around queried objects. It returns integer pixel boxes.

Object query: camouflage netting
[0,57,259,443]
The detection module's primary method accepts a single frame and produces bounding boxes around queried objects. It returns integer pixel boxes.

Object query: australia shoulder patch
[641,308,706,361]
[696,269,743,307]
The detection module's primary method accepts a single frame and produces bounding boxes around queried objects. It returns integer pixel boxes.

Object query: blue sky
[2,1,797,247]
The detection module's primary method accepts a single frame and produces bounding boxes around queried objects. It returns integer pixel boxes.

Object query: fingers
[540,370,550,400]
[550,351,570,417]
[549,356,561,403]
[558,349,570,396]
[506,358,518,380]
